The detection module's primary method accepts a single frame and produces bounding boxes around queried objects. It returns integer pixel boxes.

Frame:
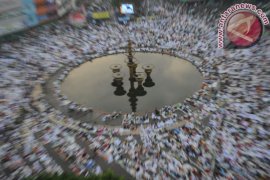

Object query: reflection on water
[61,53,203,113]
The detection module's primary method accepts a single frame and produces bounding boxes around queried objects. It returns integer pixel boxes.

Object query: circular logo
[226,11,263,47]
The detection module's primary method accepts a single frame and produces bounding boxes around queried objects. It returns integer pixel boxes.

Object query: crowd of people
[0,0,269,179]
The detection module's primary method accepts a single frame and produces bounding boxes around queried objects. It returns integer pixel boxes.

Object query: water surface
[61,53,203,113]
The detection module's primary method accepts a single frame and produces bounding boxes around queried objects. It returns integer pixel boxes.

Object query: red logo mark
[226,11,263,47]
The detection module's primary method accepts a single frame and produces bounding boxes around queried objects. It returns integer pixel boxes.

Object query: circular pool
[61,52,203,113]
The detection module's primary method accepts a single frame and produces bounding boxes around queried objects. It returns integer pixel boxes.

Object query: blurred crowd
[0,0,269,179]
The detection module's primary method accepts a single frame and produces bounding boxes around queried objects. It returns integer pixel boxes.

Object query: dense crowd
[0,0,269,179]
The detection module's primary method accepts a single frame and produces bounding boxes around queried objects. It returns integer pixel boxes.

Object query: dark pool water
[61,53,203,113]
